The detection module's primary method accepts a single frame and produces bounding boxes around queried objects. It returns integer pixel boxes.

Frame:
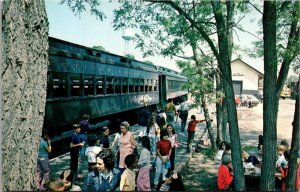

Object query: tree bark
[260,1,278,190]
[1,0,49,190]
[215,70,223,147]
[211,1,245,190]
[285,75,300,191]
[201,94,216,151]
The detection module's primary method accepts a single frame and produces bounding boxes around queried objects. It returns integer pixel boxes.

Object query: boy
[120,154,138,191]
[187,115,206,153]
[70,124,84,180]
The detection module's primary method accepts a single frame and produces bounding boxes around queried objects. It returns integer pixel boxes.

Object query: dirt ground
[181,98,296,191]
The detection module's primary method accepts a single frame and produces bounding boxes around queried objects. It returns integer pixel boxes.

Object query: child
[242,151,260,165]
[276,145,286,168]
[218,155,234,190]
[85,134,102,171]
[137,136,151,191]
[153,129,172,187]
[187,115,206,153]
[120,154,138,191]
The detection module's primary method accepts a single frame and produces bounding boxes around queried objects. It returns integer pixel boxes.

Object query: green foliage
[92,45,106,51]
[124,54,135,59]
[242,145,257,152]
[60,0,106,20]
[286,75,298,87]
[198,147,215,160]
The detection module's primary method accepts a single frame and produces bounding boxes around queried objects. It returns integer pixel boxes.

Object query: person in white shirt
[179,99,190,132]
[85,134,102,171]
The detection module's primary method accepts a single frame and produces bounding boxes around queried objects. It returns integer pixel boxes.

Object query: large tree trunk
[260,1,278,190]
[215,71,223,147]
[286,75,300,191]
[201,94,216,151]
[1,0,49,190]
[221,97,228,142]
[212,1,245,190]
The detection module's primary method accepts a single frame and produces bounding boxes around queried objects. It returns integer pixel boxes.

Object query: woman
[119,121,136,173]
[167,124,178,171]
[82,150,120,191]
[215,141,229,164]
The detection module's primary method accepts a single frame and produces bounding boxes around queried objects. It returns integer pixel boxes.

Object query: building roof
[232,58,264,77]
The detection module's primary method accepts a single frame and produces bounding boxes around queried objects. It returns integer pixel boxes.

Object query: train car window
[134,78,139,92]
[115,77,121,94]
[149,79,153,92]
[128,78,134,93]
[96,76,104,95]
[106,76,114,94]
[122,77,128,93]
[48,72,68,98]
[70,73,82,97]
[84,75,94,96]
[153,80,158,91]
[145,79,149,92]
[140,79,145,92]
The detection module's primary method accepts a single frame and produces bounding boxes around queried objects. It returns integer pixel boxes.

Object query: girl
[153,129,172,187]
[137,136,151,191]
[167,124,178,171]
[147,120,159,155]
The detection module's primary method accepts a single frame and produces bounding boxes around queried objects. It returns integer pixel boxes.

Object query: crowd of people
[214,136,300,191]
[36,98,204,191]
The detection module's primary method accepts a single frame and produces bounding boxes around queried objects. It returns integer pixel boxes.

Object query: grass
[196,147,215,160]
[242,145,257,152]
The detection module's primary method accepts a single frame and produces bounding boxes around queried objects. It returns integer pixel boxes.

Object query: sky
[45,0,264,73]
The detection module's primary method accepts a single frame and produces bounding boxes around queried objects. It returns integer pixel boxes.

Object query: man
[138,103,151,136]
[35,129,52,190]
[178,99,190,132]
[70,124,84,180]
[165,98,177,124]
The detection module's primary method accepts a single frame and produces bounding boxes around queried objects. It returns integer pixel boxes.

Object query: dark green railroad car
[45,37,188,140]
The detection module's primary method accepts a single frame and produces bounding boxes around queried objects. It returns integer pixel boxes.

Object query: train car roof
[49,37,158,72]
[49,37,186,77]
[157,66,187,80]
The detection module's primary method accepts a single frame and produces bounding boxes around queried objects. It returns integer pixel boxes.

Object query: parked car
[240,94,260,107]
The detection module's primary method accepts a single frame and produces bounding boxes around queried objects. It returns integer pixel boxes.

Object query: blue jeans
[154,156,168,185]
[166,112,175,124]
[35,157,50,190]
[180,110,189,131]
[148,134,157,154]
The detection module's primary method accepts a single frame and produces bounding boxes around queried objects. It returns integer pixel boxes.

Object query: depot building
[231,58,264,96]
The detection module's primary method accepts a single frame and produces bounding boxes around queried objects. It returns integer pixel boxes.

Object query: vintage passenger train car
[46,37,188,138]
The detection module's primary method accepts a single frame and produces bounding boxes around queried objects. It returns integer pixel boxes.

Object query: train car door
[159,74,167,102]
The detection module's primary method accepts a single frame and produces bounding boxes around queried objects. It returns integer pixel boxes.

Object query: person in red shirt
[218,155,234,190]
[153,129,172,187]
[187,115,205,153]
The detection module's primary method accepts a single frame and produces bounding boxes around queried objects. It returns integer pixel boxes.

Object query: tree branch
[234,26,263,40]
[145,0,221,61]
[247,1,263,15]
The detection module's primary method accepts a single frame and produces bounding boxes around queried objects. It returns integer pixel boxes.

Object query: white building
[231,59,264,95]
